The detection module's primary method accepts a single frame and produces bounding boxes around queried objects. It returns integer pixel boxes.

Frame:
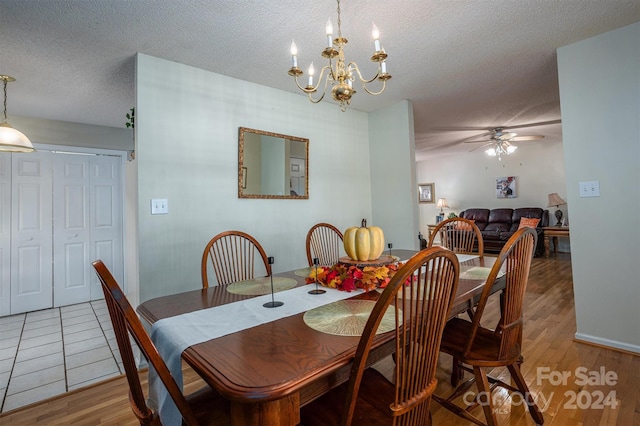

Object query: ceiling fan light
[485,147,497,156]
[507,145,517,154]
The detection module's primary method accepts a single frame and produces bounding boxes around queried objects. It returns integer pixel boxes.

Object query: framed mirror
[238,127,309,199]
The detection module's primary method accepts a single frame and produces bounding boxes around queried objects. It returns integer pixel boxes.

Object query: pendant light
[0,75,35,152]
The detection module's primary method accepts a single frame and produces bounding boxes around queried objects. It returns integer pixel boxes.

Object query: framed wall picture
[418,183,435,203]
[496,176,516,198]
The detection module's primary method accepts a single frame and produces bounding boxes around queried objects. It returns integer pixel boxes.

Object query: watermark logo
[463,366,619,413]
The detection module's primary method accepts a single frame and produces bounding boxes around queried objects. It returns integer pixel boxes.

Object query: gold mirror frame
[238,127,309,199]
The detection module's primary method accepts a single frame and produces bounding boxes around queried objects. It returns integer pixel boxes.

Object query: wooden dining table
[137,250,499,426]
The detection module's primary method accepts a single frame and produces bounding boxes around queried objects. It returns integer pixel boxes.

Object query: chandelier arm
[306,70,333,103]
[360,79,387,96]
[349,62,379,85]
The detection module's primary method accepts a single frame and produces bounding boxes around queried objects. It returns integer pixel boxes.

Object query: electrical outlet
[151,198,169,214]
[579,181,600,198]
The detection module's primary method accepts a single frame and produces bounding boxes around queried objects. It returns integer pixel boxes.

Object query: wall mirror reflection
[238,127,309,199]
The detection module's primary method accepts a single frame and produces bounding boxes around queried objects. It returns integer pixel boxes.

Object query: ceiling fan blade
[512,135,545,141]
[464,138,493,144]
[468,142,493,152]
[503,119,562,131]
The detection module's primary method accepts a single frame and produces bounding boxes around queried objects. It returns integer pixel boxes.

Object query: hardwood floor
[1,253,638,425]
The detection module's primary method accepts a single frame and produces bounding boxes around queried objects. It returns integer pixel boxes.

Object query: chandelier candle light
[0,75,35,152]
[288,0,391,111]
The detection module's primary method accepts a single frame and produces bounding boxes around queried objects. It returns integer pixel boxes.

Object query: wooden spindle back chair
[305,222,343,266]
[92,260,229,425]
[201,230,270,288]
[301,247,460,426]
[433,227,543,426]
[428,217,484,257]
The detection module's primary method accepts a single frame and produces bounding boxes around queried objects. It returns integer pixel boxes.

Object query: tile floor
[0,300,126,413]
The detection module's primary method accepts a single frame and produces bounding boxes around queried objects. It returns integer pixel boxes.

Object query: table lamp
[436,198,449,222]
[547,193,567,226]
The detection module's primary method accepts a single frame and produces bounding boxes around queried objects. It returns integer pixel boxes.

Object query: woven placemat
[303,299,399,336]
[459,267,505,280]
[226,276,297,296]
[294,267,313,277]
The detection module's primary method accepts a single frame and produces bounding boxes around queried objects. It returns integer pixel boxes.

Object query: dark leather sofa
[459,208,549,256]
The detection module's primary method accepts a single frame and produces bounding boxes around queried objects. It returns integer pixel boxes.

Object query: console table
[542,227,570,257]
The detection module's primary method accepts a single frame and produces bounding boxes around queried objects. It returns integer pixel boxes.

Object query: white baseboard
[574,332,640,355]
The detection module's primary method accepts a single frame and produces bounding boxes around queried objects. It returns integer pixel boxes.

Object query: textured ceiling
[1,1,639,159]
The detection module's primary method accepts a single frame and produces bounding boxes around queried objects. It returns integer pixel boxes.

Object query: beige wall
[558,22,640,353]
[136,53,381,301]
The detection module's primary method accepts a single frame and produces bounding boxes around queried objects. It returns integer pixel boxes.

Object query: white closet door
[0,155,11,316]
[89,155,123,299]
[10,152,53,314]
[53,154,91,306]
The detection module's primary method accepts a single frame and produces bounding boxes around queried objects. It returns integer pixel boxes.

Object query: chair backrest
[201,230,271,288]
[92,260,199,425]
[461,226,537,361]
[305,223,344,266]
[340,247,460,426]
[428,217,484,256]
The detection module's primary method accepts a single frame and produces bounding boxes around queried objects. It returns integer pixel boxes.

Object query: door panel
[0,156,10,316]
[10,152,53,314]
[53,154,91,306]
[90,155,123,299]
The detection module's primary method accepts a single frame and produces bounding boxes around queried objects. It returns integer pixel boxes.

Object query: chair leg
[507,364,545,425]
[473,366,498,426]
[451,356,464,386]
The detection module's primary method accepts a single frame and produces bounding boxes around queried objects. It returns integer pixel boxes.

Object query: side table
[542,227,570,257]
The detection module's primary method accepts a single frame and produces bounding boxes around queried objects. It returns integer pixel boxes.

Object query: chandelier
[287,0,391,112]
[0,75,35,152]
[485,140,517,161]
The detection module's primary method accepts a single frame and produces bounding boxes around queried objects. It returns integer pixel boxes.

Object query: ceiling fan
[464,119,561,160]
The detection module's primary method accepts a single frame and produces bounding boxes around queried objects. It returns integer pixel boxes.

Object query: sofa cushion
[459,209,489,230]
[518,217,541,229]
[488,208,513,223]
[456,220,475,230]
[511,208,545,231]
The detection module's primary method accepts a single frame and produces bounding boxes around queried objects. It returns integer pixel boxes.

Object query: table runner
[149,253,478,424]
[149,284,363,425]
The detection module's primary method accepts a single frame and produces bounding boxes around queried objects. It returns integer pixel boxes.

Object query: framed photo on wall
[496,176,516,198]
[418,183,435,203]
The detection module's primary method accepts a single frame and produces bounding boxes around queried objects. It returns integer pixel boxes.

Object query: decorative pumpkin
[344,219,385,261]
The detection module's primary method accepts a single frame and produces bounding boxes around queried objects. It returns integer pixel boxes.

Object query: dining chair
[92,260,230,425]
[201,230,271,288]
[433,227,544,426]
[300,246,460,426]
[428,217,484,257]
[305,222,344,266]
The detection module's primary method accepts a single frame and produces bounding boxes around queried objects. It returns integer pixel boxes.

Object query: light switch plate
[579,181,600,198]
[151,198,169,214]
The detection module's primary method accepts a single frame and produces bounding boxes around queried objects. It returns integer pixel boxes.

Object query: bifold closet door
[10,152,53,314]
[53,153,123,307]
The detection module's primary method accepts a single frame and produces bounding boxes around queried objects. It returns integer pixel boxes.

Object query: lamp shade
[0,122,35,152]
[436,198,449,209]
[547,193,566,207]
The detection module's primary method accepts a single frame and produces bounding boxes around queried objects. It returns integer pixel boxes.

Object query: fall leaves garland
[306,262,402,292]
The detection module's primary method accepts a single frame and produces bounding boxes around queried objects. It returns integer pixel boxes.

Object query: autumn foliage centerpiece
[307,219,401,291]
[306,262,400,292]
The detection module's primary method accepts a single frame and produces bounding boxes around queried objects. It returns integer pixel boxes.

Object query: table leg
[230,393,300,426]
[544,235,550,257]
[552,236,559,256]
